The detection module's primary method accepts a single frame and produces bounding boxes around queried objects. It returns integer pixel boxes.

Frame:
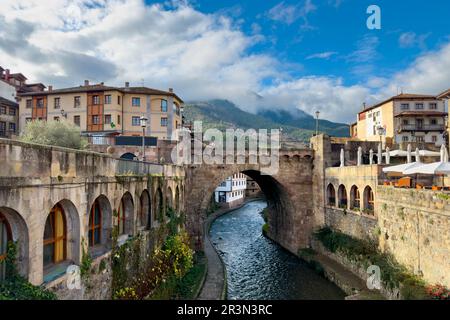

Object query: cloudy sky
[0,0,449,123]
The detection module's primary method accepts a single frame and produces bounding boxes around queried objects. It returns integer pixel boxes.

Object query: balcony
[397,124,445,132]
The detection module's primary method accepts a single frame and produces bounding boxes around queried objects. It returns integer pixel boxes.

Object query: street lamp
[140,115,148,162]
[376,125,386,149]
[315,111,320,136]
[60,109,67,119]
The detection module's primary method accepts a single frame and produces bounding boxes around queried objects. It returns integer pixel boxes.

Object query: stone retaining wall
[376,186,450,287]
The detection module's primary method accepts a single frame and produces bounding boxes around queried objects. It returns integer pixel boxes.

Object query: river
[209,200,346,300]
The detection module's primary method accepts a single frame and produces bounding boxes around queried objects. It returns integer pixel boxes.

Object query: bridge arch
[117,192,134,236]
[154,187,164,222]
[43,199,80,277]
[139,190,151,230]
[191,166,297,251]
[175,186,180,213]
[167,187,173,211]
[87,195,112,254]
[0,207,29,279]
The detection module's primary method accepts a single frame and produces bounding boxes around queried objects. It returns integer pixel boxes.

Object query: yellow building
[18,81,183,143]
[355,93,447,146]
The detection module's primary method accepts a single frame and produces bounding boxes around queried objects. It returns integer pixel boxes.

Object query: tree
[20,119,88,150]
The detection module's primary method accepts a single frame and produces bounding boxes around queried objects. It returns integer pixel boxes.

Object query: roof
[359,93,439,115]
[0,96,19,107]
[394,111,447,117]
[18,84,184,102]
[437,88,450,99]
[9,73,27,81]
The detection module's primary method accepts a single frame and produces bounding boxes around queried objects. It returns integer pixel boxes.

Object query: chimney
[5,69,10,81]
[362,102,366,110]
[48,85,53,92]
[84,80,89,86]
[125,82,129,88]
[168,88,173,93]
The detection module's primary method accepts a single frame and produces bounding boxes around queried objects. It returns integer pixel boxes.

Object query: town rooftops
[437,88,450,99]
[358,93,439,115]
[8,73,27,82]
[18,83,184,103]
[0,96,19,107]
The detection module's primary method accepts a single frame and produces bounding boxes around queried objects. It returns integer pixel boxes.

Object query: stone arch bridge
[184,147,323,254]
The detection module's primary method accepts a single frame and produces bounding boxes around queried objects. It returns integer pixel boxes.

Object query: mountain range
[182,99,349,142]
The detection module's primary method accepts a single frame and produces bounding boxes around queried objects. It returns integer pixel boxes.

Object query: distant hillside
[183,99,349,142]
[258,109,350,137]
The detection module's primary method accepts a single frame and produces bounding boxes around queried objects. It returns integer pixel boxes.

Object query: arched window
[140,190,151,230]
[0,213,11,281]
[117,198,126,235]
[167,187,173,211]
[338,185,347,209]
[175,186,180,212]
[155,188,164,221]
[350,185,360,210]
[43,204,66,268]
[88,199,102,247]
[364,186,374,214]
[326,184,336,207]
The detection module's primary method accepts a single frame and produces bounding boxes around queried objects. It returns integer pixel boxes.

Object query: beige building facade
[355,93,447,146]
[18,81,183,143]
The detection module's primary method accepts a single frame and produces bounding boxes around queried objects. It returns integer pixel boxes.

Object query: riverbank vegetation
[112,230,196,300]
[314,227,450,300]
[149,251,206,299]
[0,242,57,300]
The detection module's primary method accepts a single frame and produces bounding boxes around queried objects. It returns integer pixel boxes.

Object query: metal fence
[116,158,163,175]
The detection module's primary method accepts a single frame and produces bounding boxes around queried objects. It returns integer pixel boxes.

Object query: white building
[214,173,247,208]
[356,93,448,146]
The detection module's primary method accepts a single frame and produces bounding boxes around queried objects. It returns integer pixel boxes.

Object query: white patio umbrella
[403,162,450,175]
[403,146,450,175]
[382,161,425,174]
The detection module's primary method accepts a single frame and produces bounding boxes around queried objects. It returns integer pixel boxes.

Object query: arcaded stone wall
[0,138,185,294]
[376,186,450,287]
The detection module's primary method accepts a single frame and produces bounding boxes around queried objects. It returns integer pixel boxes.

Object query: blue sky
[0,0,449,123]
[172,0,450,87]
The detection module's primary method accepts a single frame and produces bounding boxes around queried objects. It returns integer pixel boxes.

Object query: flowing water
[210,200,346,300]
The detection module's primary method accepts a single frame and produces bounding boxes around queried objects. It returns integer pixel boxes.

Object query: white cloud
[306,51,337,60]
[0,0,449,125]
[399,32,430,49]
[380,42,450,97]
[266,0,316,26]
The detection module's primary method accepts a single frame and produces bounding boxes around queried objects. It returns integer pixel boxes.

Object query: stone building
[0,139,185,299]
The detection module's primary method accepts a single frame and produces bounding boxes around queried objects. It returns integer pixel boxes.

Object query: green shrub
[314,227,428,297]
[0,242,57,300]
[262,223,269,236]
[20,119,88,149]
